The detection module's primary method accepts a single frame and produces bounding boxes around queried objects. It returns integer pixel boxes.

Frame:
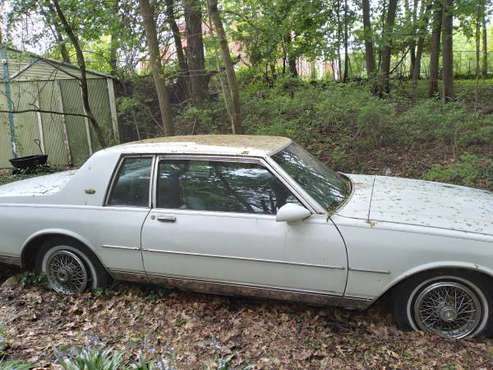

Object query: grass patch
[0,360,32,370]
[56,347,166,370]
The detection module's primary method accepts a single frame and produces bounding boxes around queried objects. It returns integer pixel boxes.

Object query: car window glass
[272,143,350,211]
[157,160,301,214]
[108,157,152,207]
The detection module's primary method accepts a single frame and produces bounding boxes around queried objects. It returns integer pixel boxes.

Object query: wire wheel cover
[46,250,88,294]
[413,281,483,339]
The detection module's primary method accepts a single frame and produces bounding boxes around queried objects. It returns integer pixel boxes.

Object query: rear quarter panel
[0,204,148,272]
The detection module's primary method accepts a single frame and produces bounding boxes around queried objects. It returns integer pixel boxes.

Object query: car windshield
[271,143,351,211]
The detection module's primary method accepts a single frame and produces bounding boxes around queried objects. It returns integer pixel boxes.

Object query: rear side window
[108,157,152,207]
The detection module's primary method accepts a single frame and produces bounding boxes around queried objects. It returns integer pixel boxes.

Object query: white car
[0,135,492,339]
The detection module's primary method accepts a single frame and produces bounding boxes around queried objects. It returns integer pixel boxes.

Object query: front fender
[370,261,493,304]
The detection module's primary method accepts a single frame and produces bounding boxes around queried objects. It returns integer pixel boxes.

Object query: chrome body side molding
[102,244,140,251]
[0,254,21,267]
[348,267,391,275]
[142,248,345,270]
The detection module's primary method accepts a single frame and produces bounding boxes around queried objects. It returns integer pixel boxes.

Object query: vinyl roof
[108,135,293,157]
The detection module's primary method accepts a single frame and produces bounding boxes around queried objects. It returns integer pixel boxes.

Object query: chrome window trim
[152,154,317,214]
[264,155,327,214]
[142,248,346,270]
[104,154,155,208]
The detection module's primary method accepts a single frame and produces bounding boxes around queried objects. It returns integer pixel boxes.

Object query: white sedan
[0,135,492,339]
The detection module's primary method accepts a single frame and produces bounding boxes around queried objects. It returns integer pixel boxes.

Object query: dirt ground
[1,270,492,369]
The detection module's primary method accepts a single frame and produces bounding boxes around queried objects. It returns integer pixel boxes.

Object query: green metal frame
[0,46,17,158]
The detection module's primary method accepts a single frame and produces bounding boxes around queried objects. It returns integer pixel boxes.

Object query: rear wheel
[392,270,493,339]
[35,238,109,294]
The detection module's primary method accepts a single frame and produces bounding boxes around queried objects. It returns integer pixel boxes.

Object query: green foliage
[18,272,47,288]
[56,348,161,370]
[0,324,6,359]
[0,360,32,370]
[57,348,124,370]
[176,103,228,134]
[173,77,493,190]
[424,154,493,188]
[224,0,329,68]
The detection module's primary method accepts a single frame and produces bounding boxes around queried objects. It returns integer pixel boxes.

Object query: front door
[141,156,347,295]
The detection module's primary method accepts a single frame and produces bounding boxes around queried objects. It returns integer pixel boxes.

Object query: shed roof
[1,47,114,82]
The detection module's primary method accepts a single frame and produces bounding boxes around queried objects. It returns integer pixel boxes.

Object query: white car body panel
[0,135,491,309]
[142,210,347,295]
[370,176,493,236]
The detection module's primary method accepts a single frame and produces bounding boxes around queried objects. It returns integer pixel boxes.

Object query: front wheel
[35,238,109,294]
[392,271,493,339]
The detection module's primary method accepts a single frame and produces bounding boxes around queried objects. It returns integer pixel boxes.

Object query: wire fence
[298,51,493,80]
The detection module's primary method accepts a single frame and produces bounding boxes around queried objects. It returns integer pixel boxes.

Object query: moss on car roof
[129,135,292,155]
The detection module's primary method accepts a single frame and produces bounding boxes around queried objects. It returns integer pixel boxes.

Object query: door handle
[156,215,176,223]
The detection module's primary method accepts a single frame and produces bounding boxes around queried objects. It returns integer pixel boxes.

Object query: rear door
[141,156,347,295]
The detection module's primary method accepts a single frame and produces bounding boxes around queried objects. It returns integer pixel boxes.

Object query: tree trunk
[45,3,71,63]
[362,0,376,83]
[109,0,119,76]
[283,33,298,77]
[288,55,298,77]
[482,5,488,79]
[165,0,190,95]
[207,0,242,134]
[406,0,417,78]
[428,0,442,97]
[441,0,454,101]
[378,0,398,96]
[184,0,208,104]
[476,4,481,81]
[362,0,377,93]
[412,0,432,84]
[343,0,349,82]
[51,0,107,147]
[336,0,342,81]
[138,0,175,136]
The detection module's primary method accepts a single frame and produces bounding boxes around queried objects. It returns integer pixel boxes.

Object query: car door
[141,156,347,295]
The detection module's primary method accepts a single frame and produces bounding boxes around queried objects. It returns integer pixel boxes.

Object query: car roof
[107,135,293,157]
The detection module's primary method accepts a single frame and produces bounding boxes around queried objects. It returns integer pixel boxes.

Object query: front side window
[108,157,152,207]
[156,159,301,214]
[272,143,350,211]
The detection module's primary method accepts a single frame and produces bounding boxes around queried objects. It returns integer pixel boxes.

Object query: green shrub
[355,99,396,149]
[18,272,46,288]
[175,102,229,135]
[56,348,161,370]
[57,348,124,370]
[424,154,493,189]
[0,360,32,370]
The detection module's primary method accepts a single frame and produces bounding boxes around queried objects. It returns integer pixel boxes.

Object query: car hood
[0,170,77,201]
[337,174,493,236]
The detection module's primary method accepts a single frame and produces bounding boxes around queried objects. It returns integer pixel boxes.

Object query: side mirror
[276,203,311,223]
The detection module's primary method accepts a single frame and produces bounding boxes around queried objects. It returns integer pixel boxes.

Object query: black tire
[392,269,493,339]
[35,237,110,294]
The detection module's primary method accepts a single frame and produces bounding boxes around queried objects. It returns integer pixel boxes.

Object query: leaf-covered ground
[1,266,492,369]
